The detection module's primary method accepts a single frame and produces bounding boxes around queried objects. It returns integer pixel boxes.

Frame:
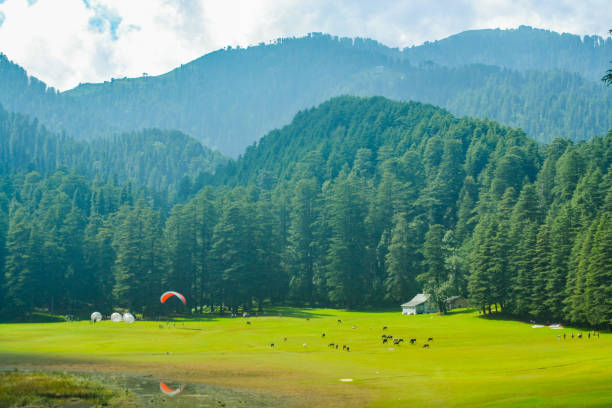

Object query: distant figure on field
[563,333,566,340]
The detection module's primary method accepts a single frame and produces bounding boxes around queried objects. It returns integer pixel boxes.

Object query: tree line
[0,96,610,328]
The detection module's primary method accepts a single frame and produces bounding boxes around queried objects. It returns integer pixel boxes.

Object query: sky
[0,0,610,91]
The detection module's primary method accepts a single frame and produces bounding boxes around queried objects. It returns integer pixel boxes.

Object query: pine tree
[530,221,552,320]
[325,173,367,309]
[384,214,420,303]
[585,213,612,327]
[545,205,575,320]
[420,224,451,313]
[564,221,595,324]
[285,178,319,304]
[3,207,38,316]
[469,216,496,314]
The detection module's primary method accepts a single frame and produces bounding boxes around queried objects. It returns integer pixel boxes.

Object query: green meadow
[0,309,610,407]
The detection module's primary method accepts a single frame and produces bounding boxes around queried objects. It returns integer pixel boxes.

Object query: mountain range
[1,25,610,157]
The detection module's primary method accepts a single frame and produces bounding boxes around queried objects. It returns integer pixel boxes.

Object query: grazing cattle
[410,338,416,344]
[284,337,287,341]
[346,346,350,352]
[387,335,393,339]
[328,343,335,347]
[335,345,338,349]
[270,343,274,347]
[382,326,388,330]
[306,318,310,321]
[322,333,326,337]
[246,321,251,325]
[342,345,346,350]
[382,338,388,344]
[337,319,342,323]
[428,337,434,342]
[393,338,400,345]
[422,344,430,348]
[381,334,387,338]
[399,338,404,343]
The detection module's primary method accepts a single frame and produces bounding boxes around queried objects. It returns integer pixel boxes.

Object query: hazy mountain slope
[0,106,226,191]
[341,64,610,143]
[0,29,610,156]
[403,26,612,81]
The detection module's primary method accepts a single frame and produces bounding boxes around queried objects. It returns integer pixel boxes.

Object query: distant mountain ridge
[0,26,610,156]
[403,25,611,81]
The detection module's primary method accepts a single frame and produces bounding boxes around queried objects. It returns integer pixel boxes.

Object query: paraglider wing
[160,291,186,305]
[110,312,122,322]
[90,312,102,322]
[159,381,185,396]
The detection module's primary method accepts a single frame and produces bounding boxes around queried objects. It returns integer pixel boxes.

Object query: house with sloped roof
[445,295,469,310]
[401,293,437,315]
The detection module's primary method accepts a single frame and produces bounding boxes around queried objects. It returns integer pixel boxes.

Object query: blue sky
[0,0,609,91]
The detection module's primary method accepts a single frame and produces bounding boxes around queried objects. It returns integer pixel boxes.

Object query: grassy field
[0,371,138,407]
[0,308,610,407]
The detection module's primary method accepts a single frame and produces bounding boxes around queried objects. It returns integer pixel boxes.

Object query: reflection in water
[160,380,185,396]
[97,372,290,407]
[0,370,292,408]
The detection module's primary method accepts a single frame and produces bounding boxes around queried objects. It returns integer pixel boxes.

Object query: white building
[401,293,437,315]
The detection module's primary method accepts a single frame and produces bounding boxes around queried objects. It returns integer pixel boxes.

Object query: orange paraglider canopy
[160,381,185,396]
[160,291,186,305]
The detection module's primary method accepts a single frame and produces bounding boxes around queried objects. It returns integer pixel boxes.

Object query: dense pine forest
[0,96,610,328]
[0,106,226,198]
[1,26,610,156]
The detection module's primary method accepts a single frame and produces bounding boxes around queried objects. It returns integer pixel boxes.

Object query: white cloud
[0,0,609,91]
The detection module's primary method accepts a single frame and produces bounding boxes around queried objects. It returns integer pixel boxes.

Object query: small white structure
[401,294,436,315]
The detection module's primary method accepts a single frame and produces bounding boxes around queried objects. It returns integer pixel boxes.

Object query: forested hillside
[0,106,226,199]
[403,26,612,81]
[0,27,610,156]
[1,96,610,328]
